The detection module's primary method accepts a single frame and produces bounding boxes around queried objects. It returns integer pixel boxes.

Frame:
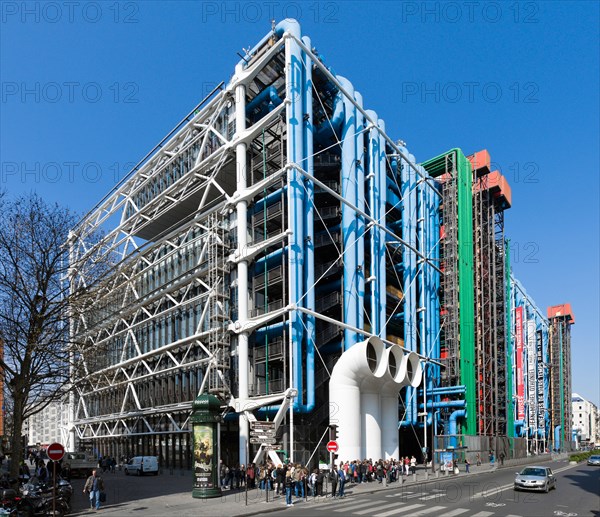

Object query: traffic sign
[326,440,338,453]
[47,442,65,462]
[249,437,278,445]
[250,422,276,430]
[264,444,283,450]
[250,429,276,437]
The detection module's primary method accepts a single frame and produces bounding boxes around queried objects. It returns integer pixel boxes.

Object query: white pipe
[381,345,408,459]
[330,336,386,460]
[235,63,249,465]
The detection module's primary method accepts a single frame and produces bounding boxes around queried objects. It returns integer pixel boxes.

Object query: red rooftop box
[547,304,575,324]
[467,150,491,176]
[473,171,512,209]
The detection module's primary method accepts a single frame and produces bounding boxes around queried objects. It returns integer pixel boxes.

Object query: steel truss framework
[472,174,508,437]
[68,21,441,466]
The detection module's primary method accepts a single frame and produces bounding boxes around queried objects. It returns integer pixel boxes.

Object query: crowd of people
[218,456,422,504]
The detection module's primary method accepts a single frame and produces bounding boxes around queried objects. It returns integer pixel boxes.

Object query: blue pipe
[365,110,380,335]
[285,21,305,413]
[253,247,286,272]
[430,386,466,394]
[246,86,283,120]
[251,187,286,214]
[355,92,366,338]
[254,322,285,339]
[514,419,525,437]
[314,91,344,143]
[300,34,315,414]
[448,409,466,448]
[419,400,466,409]
[554,426,561,450]
[378,131,386,337]
[337,76,358,350]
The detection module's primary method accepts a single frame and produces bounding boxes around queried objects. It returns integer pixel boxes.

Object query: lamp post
[191,394,222,499]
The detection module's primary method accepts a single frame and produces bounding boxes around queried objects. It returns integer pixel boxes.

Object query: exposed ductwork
[330,336,423,461]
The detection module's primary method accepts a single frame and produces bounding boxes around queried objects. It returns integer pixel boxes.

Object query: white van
[124,456,159,476]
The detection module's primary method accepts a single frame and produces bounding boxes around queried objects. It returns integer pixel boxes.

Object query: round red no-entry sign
[46,442,65,462]
[326,440,338,453]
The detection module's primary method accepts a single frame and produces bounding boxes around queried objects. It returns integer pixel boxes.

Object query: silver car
[514,466,557,492]
[587,455,600,466]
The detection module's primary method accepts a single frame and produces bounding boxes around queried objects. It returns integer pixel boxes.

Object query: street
[255,462,599,517]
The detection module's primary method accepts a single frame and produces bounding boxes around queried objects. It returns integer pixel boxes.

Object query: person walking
[329,466,338,498]
[337,464,346,498]
[465,458,470,473]
[84,468,105,511]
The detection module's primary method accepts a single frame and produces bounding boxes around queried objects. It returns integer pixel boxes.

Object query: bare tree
[0,193,105,478]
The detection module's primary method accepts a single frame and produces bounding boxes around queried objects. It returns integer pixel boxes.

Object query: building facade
[571,393,598,447]
[67,19,575,468]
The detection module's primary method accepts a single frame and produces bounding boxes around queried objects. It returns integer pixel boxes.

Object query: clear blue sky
[2,1,598,406]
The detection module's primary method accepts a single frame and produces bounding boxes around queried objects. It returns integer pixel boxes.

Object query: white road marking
[440,509,470,517]
[412,506,447,516]
[332,500,378,512]
[354,502,406,515]
[470,512,494,517]
[374,503,426,517]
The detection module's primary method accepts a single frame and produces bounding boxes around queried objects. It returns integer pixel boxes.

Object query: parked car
[587,455,600,466]
[514,466,556,492]
[124,456,159,476]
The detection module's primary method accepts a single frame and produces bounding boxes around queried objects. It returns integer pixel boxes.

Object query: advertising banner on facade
[536,330,545,430]
[527,320,537,429]
[515,307,525,420]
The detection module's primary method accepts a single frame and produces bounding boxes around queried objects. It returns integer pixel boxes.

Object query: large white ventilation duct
[381,349,423,459]
[329,336,386,461]
[330,337,424,461]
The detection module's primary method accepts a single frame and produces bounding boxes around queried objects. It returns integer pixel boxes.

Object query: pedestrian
[499,451,505,466]
[337,464,346,497]
[410,455,417,474]
[316,469,324,496]
[329,466,338,497]
[284,470,294,507]
[465,458,470,473]
[83,468,105,511]
[476,453,481,466]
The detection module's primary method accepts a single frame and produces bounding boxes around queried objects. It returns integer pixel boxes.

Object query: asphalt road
[256,462,600,517]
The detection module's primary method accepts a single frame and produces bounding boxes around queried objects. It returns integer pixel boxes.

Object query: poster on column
[194,425,214,489]
[515,307,525,420]
[536,330,545,430]
[527,320,537,430]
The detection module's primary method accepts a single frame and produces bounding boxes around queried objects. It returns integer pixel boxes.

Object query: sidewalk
[75,462,502,517]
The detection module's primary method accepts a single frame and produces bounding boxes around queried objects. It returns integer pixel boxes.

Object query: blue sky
[2,1,598,406]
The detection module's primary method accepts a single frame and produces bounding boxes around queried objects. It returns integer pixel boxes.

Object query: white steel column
[235,63,249,465]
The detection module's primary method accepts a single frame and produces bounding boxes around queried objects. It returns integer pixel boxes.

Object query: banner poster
[536,330,545,430]
[194,425,214,489]
[527,320,537,429]
[515,307,525,420]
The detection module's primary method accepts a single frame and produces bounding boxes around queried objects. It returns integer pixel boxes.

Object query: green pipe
[559,322,564,449]
[505,240,514,439]
[423,149,476,436]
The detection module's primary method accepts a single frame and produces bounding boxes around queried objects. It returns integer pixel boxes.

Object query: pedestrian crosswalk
[308,494,526,517]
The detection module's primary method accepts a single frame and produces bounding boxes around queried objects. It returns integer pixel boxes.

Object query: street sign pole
[53,460,56,517]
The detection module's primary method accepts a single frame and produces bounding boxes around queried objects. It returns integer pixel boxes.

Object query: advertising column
[191,394,222,499]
